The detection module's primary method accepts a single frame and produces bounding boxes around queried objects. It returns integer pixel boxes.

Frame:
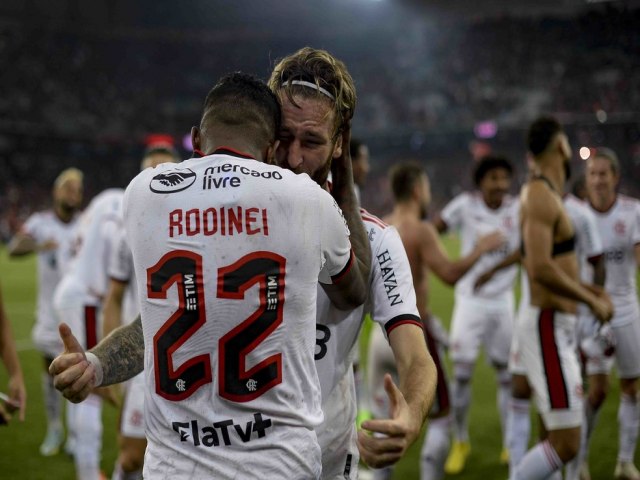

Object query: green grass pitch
[0,237,637,478]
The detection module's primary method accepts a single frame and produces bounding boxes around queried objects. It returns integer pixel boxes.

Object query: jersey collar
[193,147,255,160]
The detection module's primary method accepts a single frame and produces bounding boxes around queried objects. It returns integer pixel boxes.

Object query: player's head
[586,147,620,201]
[192,72,281,162]
[473,155,513,208]
[268,47,357,186]
[141,143,180,170]
[53,167,83,215]
[527,116,572,179]
[389,161,430,219]
[350,138,370,188]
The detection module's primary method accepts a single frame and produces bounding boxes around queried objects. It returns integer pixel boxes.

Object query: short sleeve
[108,228,133,283]
[633,201,640,245]
[440,193,468,232]
[579,208,603,259]
[368,227,422,337]
[317,189,354,285]
[20,213,43,241]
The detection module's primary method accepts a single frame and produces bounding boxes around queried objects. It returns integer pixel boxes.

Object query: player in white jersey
[102,145,179,480]
[584,148,640,480]
[268,48,435,478]
[50,72,368,479]
[433,155,520,473]
[53,187,124,480]
[366,162,503,480]
[8,167,83,455]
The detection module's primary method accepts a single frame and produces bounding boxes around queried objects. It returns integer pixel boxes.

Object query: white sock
[42,372,62,430]
[112,462,143,480]
[451,377,471,442]
[507,397,531,477]
[566,401,591,480]
[71,395,103,480]
[618,393,640,463]
[497,368,511,447]
[513,440,563,479]
[420,415,450,480]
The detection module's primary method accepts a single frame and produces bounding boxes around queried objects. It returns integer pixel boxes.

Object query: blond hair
[268,47,356,135]
[54,167,83,189]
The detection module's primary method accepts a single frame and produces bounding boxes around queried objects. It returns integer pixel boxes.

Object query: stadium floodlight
[579,146,591,160]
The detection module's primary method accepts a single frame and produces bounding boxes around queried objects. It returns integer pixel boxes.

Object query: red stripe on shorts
[85,306,98,349]
[538,308,569,409]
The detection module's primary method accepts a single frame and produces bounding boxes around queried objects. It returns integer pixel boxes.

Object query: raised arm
[329,125,371,292]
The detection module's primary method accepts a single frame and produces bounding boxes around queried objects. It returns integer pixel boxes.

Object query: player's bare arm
[421,222,503,286]
[329,125,371,292]
[50,317,144,403]
[7,233,57,256]
[432,214,448,234]
[523,182,612,321]
[358,324,436,468]
[474,248,521,291]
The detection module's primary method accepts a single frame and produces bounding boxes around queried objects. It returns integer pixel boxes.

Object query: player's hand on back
[476,230,504,254]
[357,374,419,469]
[49,323,96,403]
[474,268,496,291]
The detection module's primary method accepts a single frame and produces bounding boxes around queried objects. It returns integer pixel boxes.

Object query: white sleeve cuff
[85,352,104,387]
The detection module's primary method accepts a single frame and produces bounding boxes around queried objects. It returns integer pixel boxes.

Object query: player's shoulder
[360,208,389,231]
[617,194,640,211]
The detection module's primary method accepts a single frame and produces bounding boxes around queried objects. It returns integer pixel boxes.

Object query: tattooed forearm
[89,316,144,386]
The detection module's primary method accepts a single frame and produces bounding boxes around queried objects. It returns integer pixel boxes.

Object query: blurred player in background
[53,187,125,480]
[367,161,502,480]
[583,148,640,480]
[102,144,178,480]
[7,167,82,454]
[269,47,435,478]
[512,116,612,479]
[433,155,520,473]
[0,281,26,425]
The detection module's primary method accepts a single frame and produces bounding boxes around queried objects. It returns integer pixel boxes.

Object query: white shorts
[317,369,359,480]
[53,278,101,351]
[581,319,640,378]
[32,320,64,359]
[450,295,514,366]
[120,372,146,439]
[517,305,583,430]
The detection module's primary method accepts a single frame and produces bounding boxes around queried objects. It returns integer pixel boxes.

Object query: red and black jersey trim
[538,308,569,409]
[360,208,388,230]
[384,314,423,336]
[84,305,98,349]
[330,249,355,283]
[193,147,255,160]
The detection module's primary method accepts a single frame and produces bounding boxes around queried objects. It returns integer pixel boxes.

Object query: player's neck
[536,162,565,194]
[589,192,617,212]
[201,139,263,161]
[393,201,422,221]
[54,204,74,223]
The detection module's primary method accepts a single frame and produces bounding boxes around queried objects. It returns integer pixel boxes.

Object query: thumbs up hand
[49,323,96,403]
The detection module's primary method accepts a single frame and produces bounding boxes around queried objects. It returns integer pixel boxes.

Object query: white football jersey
[106,226,139,324]
[441,192,520,301]
[62,188,124,301]
[588,195,640,325]
[123,149,354,479]
[315,209,420,479]
[19,210,79,341]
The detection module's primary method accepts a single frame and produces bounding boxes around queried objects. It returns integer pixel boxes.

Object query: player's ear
[332,133,343,159]
[191,126,201,153]
[265,140,280,165]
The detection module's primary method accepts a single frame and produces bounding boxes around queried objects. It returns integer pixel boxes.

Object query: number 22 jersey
[123,149,354,479]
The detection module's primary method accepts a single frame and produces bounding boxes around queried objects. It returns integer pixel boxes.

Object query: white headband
[282,79,335,101]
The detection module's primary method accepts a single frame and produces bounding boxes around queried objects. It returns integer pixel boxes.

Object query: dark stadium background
[1,0,639,239]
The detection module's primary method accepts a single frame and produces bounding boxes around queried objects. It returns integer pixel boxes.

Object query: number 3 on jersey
[147,250,286,402]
